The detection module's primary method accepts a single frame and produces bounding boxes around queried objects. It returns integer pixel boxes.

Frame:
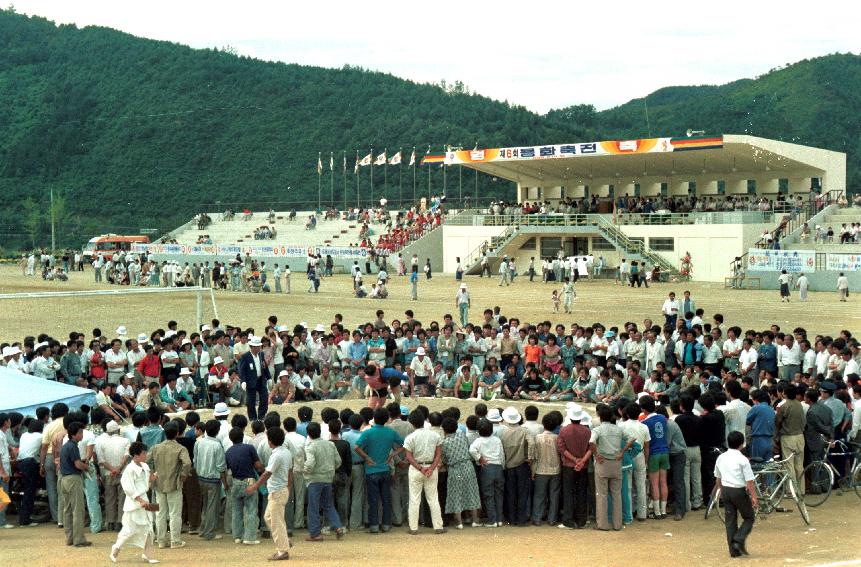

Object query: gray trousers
[532,473,560,524]
[286,471,306,529]
[349,464,366,530]
[333,472,350,527]
[61,474,86,545]
[684,446,703,510]
[103,472,125,525]
[390,466,409,526]
[594,457,622,530]
[198,481,220,539]
[670,452,687,516]
[479,464,504,525]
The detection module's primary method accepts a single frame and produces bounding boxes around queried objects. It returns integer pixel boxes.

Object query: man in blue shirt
[354,408,404,533]
[745,390,776,462]
[60,422,91,547]
[342,414,366,531]
[640,396,670,518]
[347,332,368,374]
[225,427,263,544]
[757,333,778,378]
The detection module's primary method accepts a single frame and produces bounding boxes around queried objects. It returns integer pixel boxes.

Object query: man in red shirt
[136,344,162,385]
[556,404,592,529]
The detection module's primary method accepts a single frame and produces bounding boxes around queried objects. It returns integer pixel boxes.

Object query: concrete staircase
[784,206,860,252]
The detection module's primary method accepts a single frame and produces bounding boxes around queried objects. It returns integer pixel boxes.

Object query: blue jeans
[84,470,102,533]
[366,472,392,530]
[230,478,259,541]
[306,482,342,537]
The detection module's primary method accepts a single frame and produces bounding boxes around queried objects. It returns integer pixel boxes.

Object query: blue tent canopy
[0,366,96,416]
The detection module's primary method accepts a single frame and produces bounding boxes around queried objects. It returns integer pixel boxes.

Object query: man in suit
[239,336,270,420]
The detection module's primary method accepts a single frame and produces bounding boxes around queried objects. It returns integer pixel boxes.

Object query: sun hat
[181,338,192,347]
[314,324,326,333]
[248,336,263,347]
[116,326,127,336]
[460,283,467,289]
[566,403,586,422]
[278,369,290,378]
[179,367,192,376]
[502,406,522,425]
[106,421,120,433]
[213,402,230,417]
[400,405,410,416]
[487,408,503,423]
[137,333,148,343]
[416,347,426,356]
[213,356,224,365]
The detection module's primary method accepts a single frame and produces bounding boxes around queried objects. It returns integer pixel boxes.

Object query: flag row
[316,149,447,174]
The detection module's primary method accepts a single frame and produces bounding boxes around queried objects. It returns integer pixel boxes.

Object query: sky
[10,1,861,113]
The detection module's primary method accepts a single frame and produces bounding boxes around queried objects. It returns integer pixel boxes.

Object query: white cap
[248,336,263,347]
[460,283,467,289]
[213,356,224,364]
[416,347,426,356]
[201,325,211,332]
[116,326,127,336]
[179,367,192,376]
[213,402,230,417]
[314,324,326,333]
[164,330,177,339]
[181,338,192,347]
[278,369,290,378]
[487,408,502,423]
[502,406,522,425]
[137,333,149,343]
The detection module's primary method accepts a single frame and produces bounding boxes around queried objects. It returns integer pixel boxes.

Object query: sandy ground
[0,265,857,341]
[2,266,861,565]
[0,495,858,566]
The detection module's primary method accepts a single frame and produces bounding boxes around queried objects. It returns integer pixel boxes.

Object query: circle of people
[1,295,860,561]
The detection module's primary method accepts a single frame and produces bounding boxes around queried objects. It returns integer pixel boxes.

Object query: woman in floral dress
[440,418,481,529]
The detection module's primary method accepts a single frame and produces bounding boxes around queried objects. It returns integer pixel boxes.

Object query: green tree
[21,197,41,249]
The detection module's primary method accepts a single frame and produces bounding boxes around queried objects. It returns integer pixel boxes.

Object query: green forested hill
[0,9,857,250]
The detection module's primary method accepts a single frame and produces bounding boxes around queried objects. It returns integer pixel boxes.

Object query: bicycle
[802,437,861,507]
[706,452,810,525]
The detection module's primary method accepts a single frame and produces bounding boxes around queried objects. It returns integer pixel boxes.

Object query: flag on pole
[343,154,347,172]
[329,153,334,171]
[409,148,416,166]
[388,151,402,166]
[374,151,387,166]
[421,154,445,165]
[359,152,372,167]
[317,153,322,175]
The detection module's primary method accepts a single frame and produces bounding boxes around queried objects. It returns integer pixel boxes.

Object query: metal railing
[445,211,776,227]
[731,189,846,273]
[461,225,519,273]
[593,216,676,273]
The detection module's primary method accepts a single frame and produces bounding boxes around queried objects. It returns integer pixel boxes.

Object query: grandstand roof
[445,135,846,189]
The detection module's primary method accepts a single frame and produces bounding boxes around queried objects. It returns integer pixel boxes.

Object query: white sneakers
[228,398,241,406]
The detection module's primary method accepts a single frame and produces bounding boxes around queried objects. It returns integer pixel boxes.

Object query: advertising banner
[746,249,815,272]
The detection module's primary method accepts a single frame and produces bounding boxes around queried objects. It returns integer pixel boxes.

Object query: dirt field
[2,265,860,566]
[0,493,857,566]
[0,265,857,341]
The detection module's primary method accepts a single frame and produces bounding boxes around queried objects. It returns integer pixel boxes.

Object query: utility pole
[50,187,56,251]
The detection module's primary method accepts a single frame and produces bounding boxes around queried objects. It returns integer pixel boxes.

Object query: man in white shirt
[619,404,650,521]
[800,340,816,376]
[777,336,802,381]
[738,339,758,381]
[661,292,680,328]
[408,347,434,397]
[713,431,757,557]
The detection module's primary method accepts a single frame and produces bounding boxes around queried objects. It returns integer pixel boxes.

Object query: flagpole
[355,151,360,209]
[343,151,347,211]
[330,152,334,207]
[412,147,417,204]
[317,152,322,210]
[459,164,463,207]
[475,168,479,207]
[383,148,387,202]
[370,148,374,209]
[398,147,403,208]
[427,150,431,198]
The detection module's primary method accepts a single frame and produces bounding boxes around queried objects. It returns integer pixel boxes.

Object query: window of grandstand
[717,180,726,195]
[747,179,757,194]
[779,178,789,194]
[660,182,668,197]
[608,184,615,199]
[634,183,641,197]
[688,181,696,194]
[540,237,562,258]
[591,236,615,251]
[649,237,675,251]
[520,237,536,250]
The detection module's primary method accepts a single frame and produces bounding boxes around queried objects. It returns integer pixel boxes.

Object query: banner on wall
[825,253,861,272]
[746,249,815,272]
[443,136,723,165]
[131,243,367,259]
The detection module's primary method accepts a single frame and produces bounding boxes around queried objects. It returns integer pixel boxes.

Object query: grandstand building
[143,134,855,288]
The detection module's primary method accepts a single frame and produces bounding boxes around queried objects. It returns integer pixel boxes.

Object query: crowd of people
[1,291,861,560]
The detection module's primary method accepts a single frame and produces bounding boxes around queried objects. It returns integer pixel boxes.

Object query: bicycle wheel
[787,478,811,525]
[756,471,779,514]
[802,461,833,507]
[705,487,724,521]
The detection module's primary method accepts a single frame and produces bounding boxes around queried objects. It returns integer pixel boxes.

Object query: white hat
[34,341,49,350]
[416,347,426,356]
[213,402,230,417]
[248,336,263,347]
[566,403,586,422]
[201,325,211,332]
[116,326,127,336]
[179,367,192,376]
[213,356,224,365]
[314,324,326,333]
[125,371,135,379]
[7,346,21,356]
[137,333,149,343]
[1,346,11,358]
[278,369,290,378]
[502,406,522,425]
[106,421,120,433]
[181,338,192,347]
[164,330,177,339]
[460,283,467,289]
[487,408,503,423]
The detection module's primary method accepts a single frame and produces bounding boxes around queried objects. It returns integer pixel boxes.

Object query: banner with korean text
[443,136,723,165]
[131,243,367,259]
[825,253,861,272]
[746,249,815,272]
